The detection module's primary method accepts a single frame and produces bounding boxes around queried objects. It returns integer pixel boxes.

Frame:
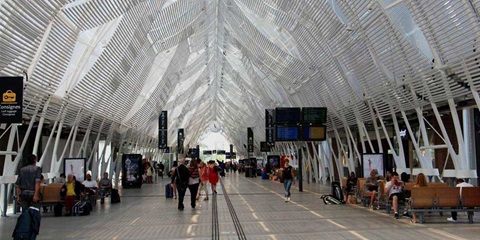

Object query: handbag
[188,177,199,185]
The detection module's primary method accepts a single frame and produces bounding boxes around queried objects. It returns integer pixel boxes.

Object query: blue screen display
[276,126,300,141]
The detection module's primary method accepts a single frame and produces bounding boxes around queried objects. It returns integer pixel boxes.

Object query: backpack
[72,201,91,216]
[321,195,345,205]
[331,181,344,202]
[111,189,121,203]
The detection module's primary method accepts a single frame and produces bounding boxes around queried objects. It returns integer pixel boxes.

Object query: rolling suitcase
[165,183,173,199]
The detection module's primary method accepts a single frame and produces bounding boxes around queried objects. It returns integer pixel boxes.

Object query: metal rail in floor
[1,173,480,239]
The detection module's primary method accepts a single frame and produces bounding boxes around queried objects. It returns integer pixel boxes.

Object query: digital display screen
[302,125,326,141]
[203,150,212,155]
[302,107,327,124]
[275,107,301,125]
[275,126,300,141]
[217,150,226,155]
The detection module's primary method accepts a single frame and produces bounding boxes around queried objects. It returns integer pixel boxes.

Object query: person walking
[208,160,219,194]
[197,160,209,201]
[170,161,178,199]
[14,154,42,239]
[15,155,42,210]
[282,159,295,202]
[188,159,200,209]
[174,155,189,211]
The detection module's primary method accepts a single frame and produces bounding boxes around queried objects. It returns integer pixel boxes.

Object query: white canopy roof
[1,0,479,155]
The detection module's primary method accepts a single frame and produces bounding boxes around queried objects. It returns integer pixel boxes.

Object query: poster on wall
[362,153,384,178]
[64,158,86,182]
[256,159,263,169]
[265,155,280,174]
[122,154,143,188]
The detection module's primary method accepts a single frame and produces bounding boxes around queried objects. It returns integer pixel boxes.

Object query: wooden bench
[408,187,480,223]
[39,183,63,207]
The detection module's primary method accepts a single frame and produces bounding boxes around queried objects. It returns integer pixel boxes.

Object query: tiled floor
[1,173,480,239]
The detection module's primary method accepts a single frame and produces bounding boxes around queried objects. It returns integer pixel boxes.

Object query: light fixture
[346,23,354,31]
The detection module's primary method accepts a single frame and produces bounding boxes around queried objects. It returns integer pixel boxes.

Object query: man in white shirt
[447,178,473,222]
[384,172,404,219]
[82,173,98,195]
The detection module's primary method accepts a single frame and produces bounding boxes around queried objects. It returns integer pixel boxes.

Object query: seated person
[385,171,404,219]
[60,174,85,216]
[365,169,379,209]
[82,173,98,196]
[99,172,112,204]
[401,172,410,183]
[447,178,473,222]
[345,172,357,203]
[408,173,427,223]
[56,173,66,184]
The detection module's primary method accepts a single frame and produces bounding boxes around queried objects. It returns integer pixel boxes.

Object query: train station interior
[1,0,480,239]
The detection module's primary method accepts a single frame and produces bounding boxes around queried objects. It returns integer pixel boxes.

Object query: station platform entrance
[1,173,479,239]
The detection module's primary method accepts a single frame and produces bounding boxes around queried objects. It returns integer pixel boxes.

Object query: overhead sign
[159,111,167,130]
[158,111,168,149]
[247,127,254,153]
[260,141,270,152]
[266,128,274,144]
[0,76,23,123]
[177,128,184,153]
[265,109,275,144]
[265,109,274,128]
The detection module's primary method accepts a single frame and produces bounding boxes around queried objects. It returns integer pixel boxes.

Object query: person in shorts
[384,172,404,219]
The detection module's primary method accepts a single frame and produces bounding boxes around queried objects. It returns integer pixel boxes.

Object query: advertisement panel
[64,158,86,182]
[122,154,143,188]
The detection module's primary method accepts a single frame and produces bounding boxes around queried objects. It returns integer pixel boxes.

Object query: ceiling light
[346,23,354,31]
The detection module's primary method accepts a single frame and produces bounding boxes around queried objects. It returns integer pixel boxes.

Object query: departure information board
[302,125,326,141]
[275,107,301,125]
[302,107,327,124]
[275,126,300,141]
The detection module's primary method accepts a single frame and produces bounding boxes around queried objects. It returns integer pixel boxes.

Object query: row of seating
[38,183,100,215]
[342,177,480,223]
[409,187,480,223]
[39,183,64,207]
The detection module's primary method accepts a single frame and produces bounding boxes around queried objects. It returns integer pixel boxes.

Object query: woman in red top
[197,160,209,200]
[208,160,219,194]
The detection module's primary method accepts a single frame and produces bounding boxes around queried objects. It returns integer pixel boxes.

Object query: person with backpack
[187,159,200,209]
[174,155,189,210]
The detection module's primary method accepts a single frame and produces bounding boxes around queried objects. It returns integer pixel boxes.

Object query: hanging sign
[0,76,23,123]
